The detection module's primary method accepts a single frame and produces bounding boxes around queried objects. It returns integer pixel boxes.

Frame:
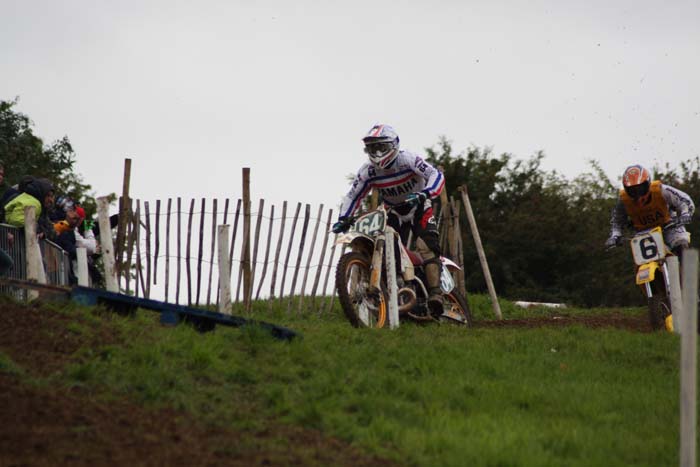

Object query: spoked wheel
[647,277,672,331]
[648,295,672,331]
[439,288,474,326]
[335,252,387,328]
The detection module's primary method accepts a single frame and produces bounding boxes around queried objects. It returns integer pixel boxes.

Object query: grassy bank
[4,295,695,466]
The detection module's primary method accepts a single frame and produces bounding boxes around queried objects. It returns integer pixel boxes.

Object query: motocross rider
[605,164,694,256]
[332,124,446,317]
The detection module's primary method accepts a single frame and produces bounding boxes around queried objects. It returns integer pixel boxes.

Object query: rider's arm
[411,155,445,199]
[610,199,628,237]
[338,164,372,219]
[662,184,695,217]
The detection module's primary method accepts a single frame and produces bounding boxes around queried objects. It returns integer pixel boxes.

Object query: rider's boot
[424,260,443,319]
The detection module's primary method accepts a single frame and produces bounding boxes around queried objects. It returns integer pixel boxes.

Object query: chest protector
[620,180,671,230]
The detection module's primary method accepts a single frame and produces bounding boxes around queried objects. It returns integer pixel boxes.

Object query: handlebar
[605,221,685,251]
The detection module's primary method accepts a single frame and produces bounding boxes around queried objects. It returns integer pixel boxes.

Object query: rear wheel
[440,288,474,326]
[335,252,387,328]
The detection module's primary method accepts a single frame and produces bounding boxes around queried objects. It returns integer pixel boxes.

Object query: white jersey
[339,150,445,218]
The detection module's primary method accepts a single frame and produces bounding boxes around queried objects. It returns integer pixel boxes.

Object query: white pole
[217,225,232,315]
[24,206,41,300]
[667,256,683,334]
[76,247,89,287]
[459,186,502,319]
[97,196,118,292]
[680,249,697,467]
[384,229,400,329]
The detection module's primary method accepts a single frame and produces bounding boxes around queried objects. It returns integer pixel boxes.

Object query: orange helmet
[622,165,651,200]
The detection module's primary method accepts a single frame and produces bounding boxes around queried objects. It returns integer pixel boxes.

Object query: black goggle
[625,181,650,199]
[364,142,393,155]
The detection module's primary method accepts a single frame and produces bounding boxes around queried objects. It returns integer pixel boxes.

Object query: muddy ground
[0,301,395,467]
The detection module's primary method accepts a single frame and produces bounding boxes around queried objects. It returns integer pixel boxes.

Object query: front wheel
[440,288,474,326]
[335,252,387,328]
[647,277,671,331]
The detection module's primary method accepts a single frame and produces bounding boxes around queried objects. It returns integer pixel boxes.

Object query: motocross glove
[405,191,427,206]
[605,235,622,248]
[678,213,693,225]
[332,217,352,234]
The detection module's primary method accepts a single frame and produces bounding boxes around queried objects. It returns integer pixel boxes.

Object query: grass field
[2,294,698,466]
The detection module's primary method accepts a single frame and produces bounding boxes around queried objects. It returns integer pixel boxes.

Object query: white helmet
[363,124,400,169]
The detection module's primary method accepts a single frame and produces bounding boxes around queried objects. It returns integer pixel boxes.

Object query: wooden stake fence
[115,188,482,315]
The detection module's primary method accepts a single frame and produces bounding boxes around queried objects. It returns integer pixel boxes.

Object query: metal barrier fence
[0,223,71,299]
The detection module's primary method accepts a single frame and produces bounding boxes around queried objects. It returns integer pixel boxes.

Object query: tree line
[5,97,699,307]
[426,138,700,307]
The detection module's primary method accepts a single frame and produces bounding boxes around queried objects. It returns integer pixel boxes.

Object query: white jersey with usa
[339,150,445,218]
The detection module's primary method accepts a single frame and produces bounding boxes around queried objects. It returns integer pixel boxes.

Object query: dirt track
[474,311,654,333]
[0,301,395,467]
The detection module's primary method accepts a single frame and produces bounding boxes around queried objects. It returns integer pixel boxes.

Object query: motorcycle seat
[406,250,423,266]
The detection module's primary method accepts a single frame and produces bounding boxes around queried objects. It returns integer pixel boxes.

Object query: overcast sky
[2,0,699,212]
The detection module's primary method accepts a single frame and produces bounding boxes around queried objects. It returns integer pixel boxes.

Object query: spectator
[54,205,102,286]
[53,208,82,284]
[0,175,36,223]
[4,177,55,240]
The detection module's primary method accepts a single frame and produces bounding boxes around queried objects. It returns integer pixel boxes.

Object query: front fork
[369,235,385,292]
[644,262,670,298]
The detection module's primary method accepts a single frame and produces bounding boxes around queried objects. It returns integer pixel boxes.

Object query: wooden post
[76,247,89,287]
[279,202,301,301]
[134,201,144,297]
[288,204,311,312]
[450,197,466,297]
[385,228,400,329]
[196,198,206,305]
[242,168,252,311]
[459,186,502,319]
[255,204,275,300]
[216,198,231,305]
[206,199,218,306]
[269,201,287,302]
[250,199,265,305]
[115,158,131,281]
[144,201,152,298]
[322,237,340,313]
[97,196,118,292]
[186,199,195,304]
[176,197,182,304]
[24,206,41,300]
[438,165,451,247]
[680,249,698,467]
[667,256,683,334]
[154,199,161,284]
[164,198,172,302]
[311,208,333,309]
[299,204,324,313]
[125,199,135,295]
[217,225,232,314]
[228,199,242,278]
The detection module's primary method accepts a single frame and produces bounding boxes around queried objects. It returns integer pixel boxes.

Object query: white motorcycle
[334,205,472,328]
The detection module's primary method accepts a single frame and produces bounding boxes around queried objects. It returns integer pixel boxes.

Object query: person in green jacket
[4,177,55,238]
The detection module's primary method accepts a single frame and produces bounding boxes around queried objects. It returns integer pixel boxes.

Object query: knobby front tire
[335,252,387,328]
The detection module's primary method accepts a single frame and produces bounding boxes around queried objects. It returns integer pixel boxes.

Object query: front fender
[636,262,659,285]
[335,232,375,256]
